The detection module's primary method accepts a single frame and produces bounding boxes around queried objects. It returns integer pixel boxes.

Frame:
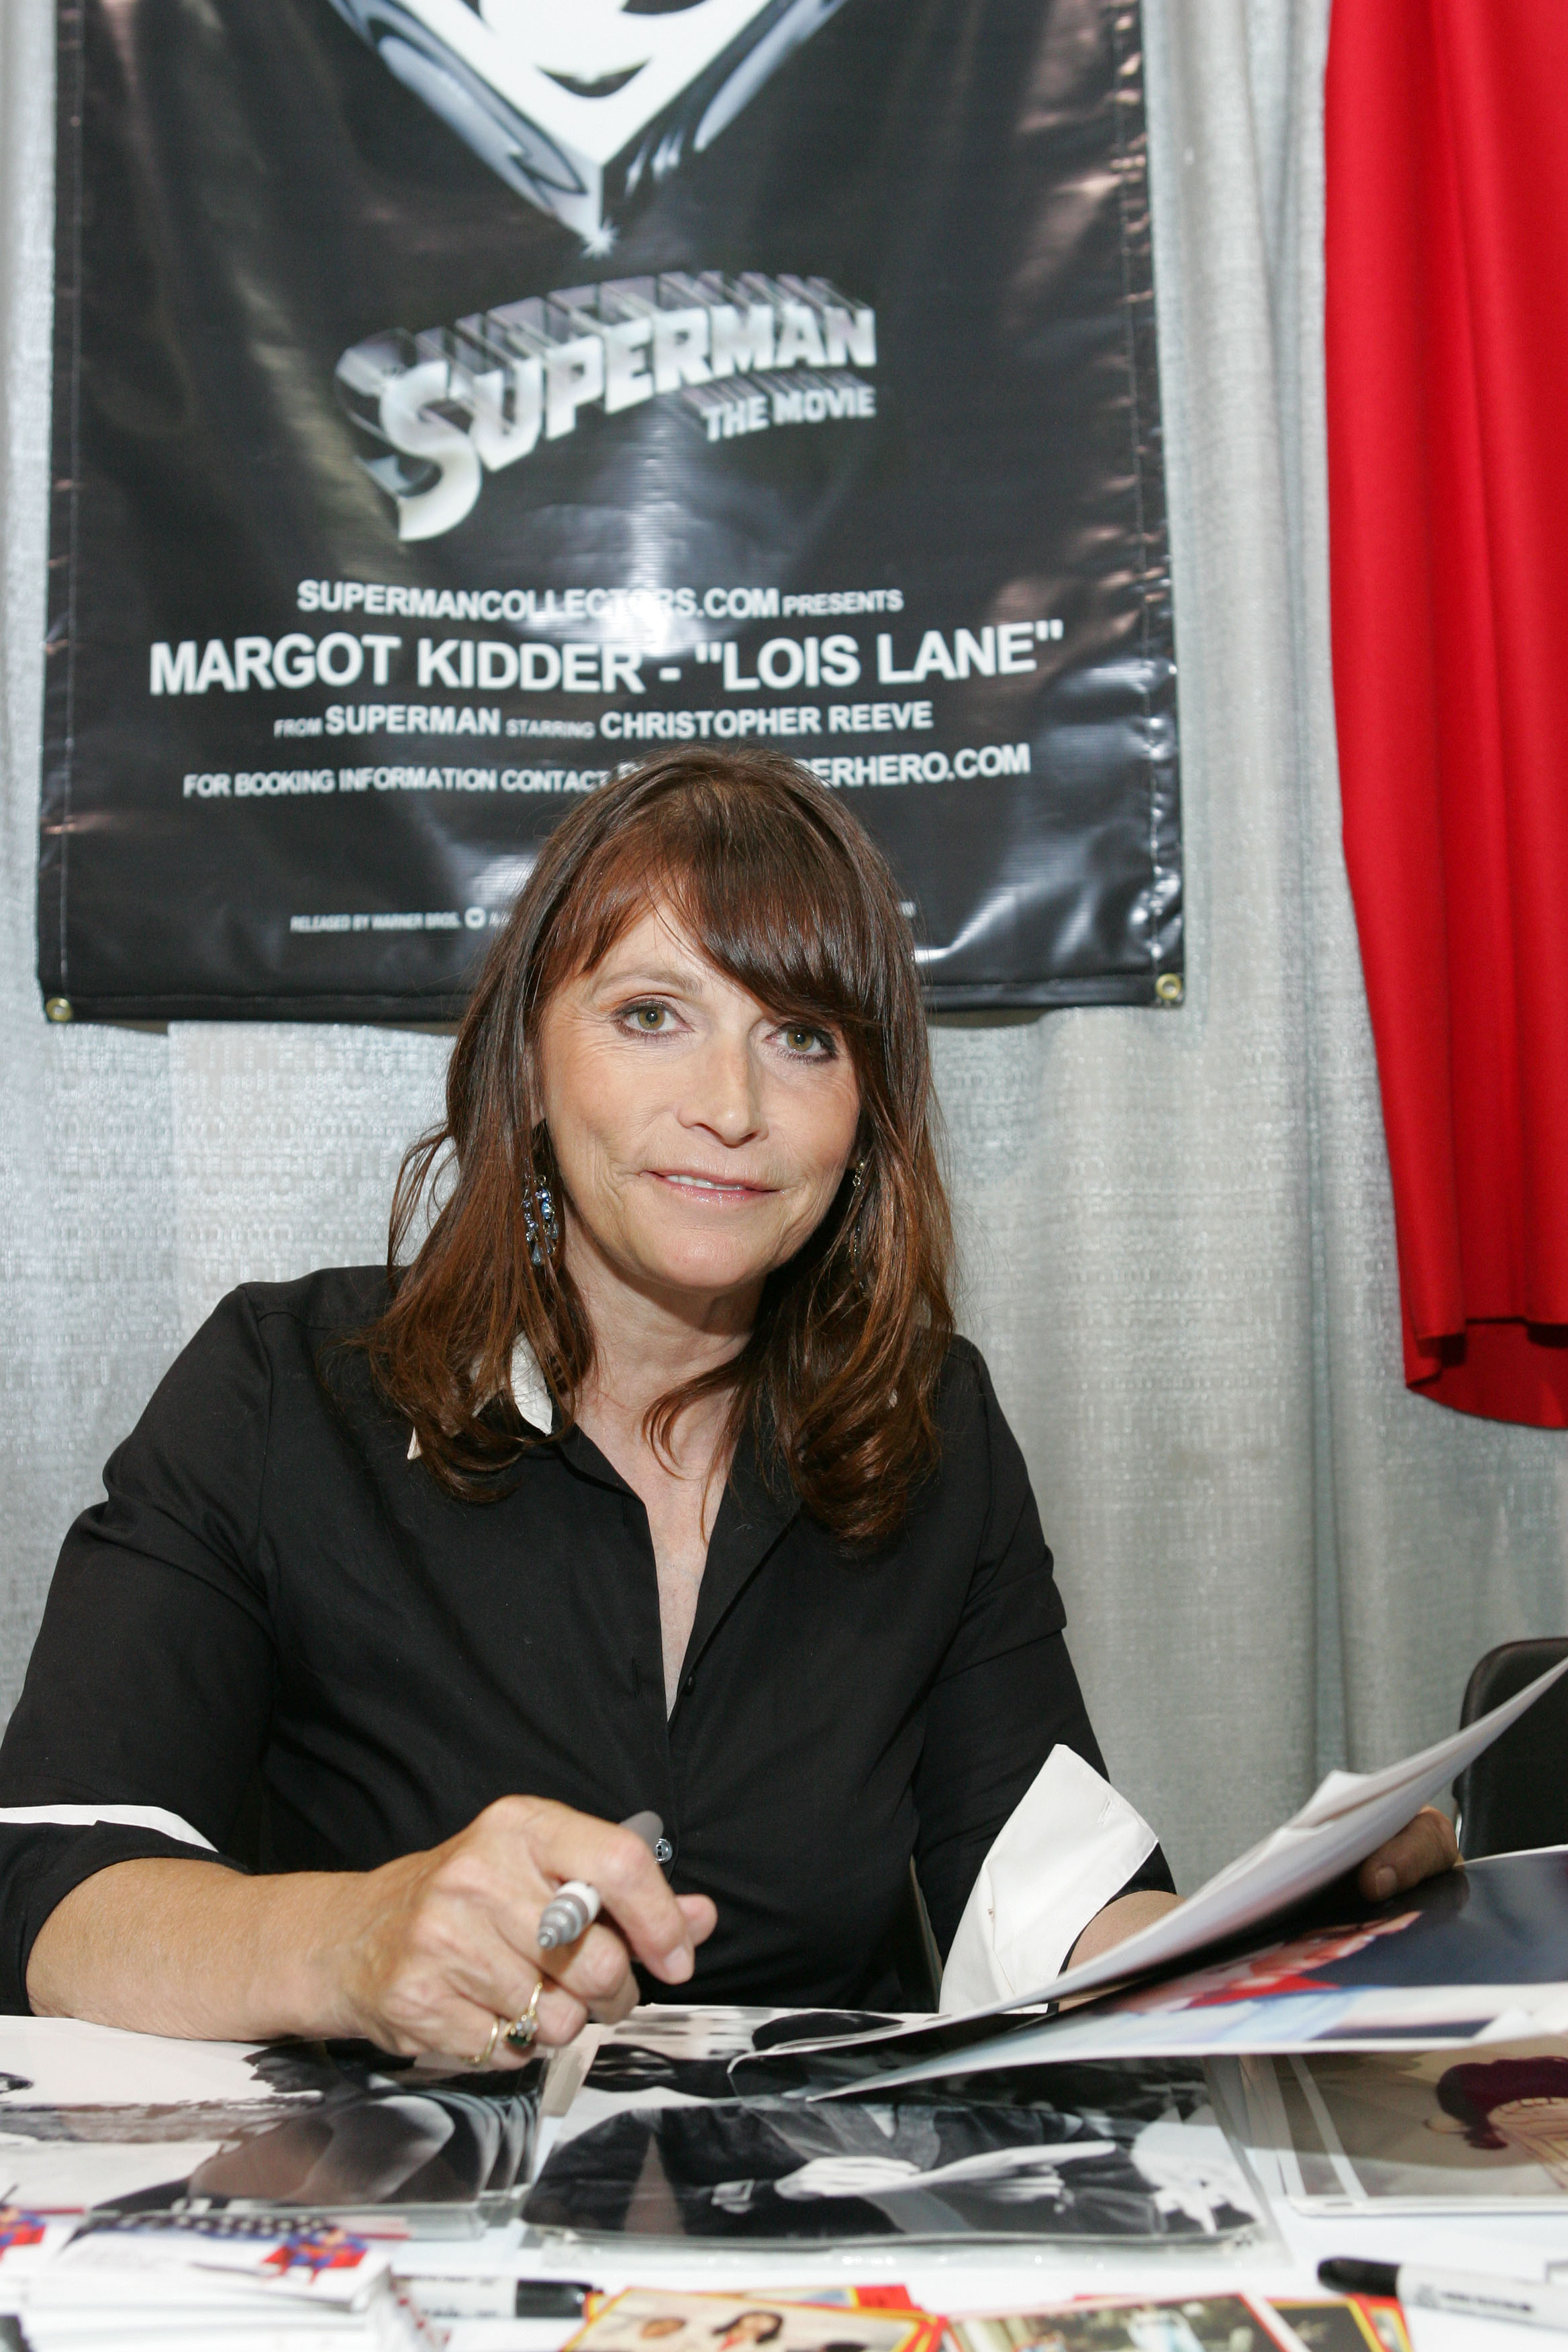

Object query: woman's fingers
[373,1805,661,2010]
[397,1922,591,2062]
[524,1916,640,2011]
[677,1893,718,1939]
[1357,1804,1461,1901]
[515,1894,720,2014]
[491,1799,712,1982]
[424,1977,588,2069]
[433,2001,511,2070]
[364,1910,587,2062]
[428,1824,660,2012]
[340,1796,716,2057]
[523,1978,591,2047]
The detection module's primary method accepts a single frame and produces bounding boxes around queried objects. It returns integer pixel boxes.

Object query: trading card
[1267,2298,1384,2352]
[567,2287,934,2352]
[951,2294,1295,2352]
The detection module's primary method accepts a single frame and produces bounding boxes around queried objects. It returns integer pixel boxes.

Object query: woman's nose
[681,1032,763,1143]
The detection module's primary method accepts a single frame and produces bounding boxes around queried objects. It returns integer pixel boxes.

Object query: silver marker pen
[536,1810,665,1949]
[1320,2257,1568,2333]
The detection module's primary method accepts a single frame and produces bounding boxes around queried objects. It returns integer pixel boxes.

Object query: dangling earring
[523,1179,559,1268]
[845,1157,871,1280]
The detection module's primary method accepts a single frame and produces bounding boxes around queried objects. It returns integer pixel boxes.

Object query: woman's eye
[780,1024,833,1057]
[626,1003,671,1032]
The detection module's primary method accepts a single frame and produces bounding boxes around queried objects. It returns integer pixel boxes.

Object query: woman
[713,2318,784,2349]
[0,751,1453,2059]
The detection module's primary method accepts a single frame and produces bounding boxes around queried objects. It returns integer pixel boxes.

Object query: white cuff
[938,1745,1159,2012]
[0,1804,215,1851]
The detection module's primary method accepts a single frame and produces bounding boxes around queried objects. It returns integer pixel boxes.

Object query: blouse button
[654,1836,674,1865]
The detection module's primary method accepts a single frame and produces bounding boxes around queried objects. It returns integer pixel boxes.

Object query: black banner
[40,0,1181,1022]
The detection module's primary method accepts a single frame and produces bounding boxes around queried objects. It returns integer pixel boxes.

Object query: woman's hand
[1067,1806,1461,1982]
[1356,1804,1460,1902]
[28,1798,716,2061]
[325,1797,716,2061]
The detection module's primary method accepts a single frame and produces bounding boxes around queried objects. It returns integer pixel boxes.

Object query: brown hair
[357,747,954,1548]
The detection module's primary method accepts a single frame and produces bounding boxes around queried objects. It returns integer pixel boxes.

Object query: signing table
[401,2203,1568,2352]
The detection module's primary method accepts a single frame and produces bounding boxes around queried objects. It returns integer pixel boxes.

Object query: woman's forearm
[1067,1888,1181,1972]
[24,1800,713,2055]
[26,1859,364,2039]
[35,1864,1175,2040]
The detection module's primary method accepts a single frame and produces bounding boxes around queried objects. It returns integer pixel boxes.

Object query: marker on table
[536,1811,665,1950]
[403,2277,595,2321]
[1320,2257,1568,2333]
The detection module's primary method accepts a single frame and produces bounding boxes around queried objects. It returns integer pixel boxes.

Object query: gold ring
[466,2015,504,2069]
[505,1977,546,2052]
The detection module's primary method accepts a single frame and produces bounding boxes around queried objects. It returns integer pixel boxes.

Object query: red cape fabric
[1326,0,1568,1424]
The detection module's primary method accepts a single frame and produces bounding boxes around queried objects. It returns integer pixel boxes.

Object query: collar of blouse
[405,1336,554,1461]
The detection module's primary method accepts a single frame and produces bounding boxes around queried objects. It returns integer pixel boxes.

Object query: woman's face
[537,903,862,1318]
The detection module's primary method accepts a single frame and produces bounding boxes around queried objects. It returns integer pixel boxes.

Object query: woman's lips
[648,1170,773,1200]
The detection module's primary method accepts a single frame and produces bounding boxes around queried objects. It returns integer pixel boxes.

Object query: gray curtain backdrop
[3,0,1565,1894]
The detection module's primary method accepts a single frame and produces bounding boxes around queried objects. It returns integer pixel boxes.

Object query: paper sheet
[773,1653,1568,2079]
[1235,2037,1568,2212]
[809,1847,1568,2089]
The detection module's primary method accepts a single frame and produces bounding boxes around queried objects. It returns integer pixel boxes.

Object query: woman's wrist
[232,1865,378,2041]
[27,1858,370,2042]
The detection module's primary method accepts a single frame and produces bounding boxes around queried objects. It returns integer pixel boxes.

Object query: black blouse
[0,1267,1170,2013]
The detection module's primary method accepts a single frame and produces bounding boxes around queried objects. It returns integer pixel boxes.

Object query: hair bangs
[532,775,891,1040]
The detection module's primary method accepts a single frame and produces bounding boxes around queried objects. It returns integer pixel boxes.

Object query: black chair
[1452,1636,1568,1861]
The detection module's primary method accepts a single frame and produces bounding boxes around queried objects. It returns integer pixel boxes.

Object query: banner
[39,0,1182,1022]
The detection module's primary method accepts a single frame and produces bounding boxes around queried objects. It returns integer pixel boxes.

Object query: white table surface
[392,2198,1568,2352]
